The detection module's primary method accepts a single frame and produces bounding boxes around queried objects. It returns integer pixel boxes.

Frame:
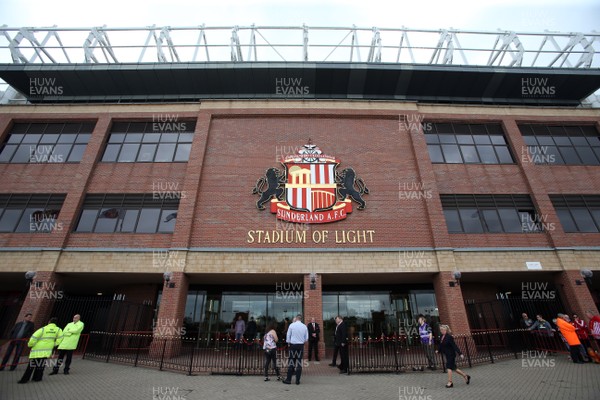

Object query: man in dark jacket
[1,313,35,371]
[307,317,320,361]
[334,315,349,373]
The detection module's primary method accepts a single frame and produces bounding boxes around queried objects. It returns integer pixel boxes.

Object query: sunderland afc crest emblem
[252,142,369,223]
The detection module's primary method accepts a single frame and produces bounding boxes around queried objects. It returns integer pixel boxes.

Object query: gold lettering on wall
[247,230,375,244]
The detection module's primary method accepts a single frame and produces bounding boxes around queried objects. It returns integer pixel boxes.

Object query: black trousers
[308,340,319,360]
[338,344,349,371]
[53,349,74,372]
[331,344,339,364]
[569,345,585,363]
[263,348,280,377]
[1,340,25,370]
[286,344,304,383]
[20,358,46,382]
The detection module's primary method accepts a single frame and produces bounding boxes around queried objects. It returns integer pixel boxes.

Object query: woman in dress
[435,324,471,388]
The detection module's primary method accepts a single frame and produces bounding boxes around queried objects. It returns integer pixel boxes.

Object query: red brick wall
[0,108,598,250]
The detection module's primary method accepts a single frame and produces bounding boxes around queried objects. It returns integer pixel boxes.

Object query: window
[441,194,542,233]
[0,122,95,163]
[101,121,195,163]
[519,124,600,165]
[550,195,600,233]
[425,123,514,164]
[74,194,179,233]
[0,194,66,233]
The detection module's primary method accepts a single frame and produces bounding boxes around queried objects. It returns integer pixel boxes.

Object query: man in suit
[334,315,349,374]
[0,313,34,371]
[307,317,320,361]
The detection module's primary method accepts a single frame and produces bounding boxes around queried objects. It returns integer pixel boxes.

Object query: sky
[0,0,598,32]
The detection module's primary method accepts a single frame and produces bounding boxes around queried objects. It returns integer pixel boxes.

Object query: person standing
[418,315,436,370]
[262,322,281,381]
[334,315,349,374]
[50,314,84,375]
[435,324,470,388]
[556,313,585,364]
[0,313,34,371]
[520,313,534,329]
[17,317,63,384]
[586,310,600,350]
[282,314,308,385]
[234,315,246,348]
[307,317,320,362]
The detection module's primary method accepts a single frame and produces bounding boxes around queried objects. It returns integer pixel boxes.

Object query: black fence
[83,328,570,376]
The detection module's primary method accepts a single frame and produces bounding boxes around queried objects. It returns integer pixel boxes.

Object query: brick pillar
[150,272,189,358]
[554,270,599,316]
[303,273,325,360]
[18,271,64,330]
[433,271,470,335]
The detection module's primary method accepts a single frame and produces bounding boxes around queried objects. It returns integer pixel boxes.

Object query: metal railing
[82,328,579,376]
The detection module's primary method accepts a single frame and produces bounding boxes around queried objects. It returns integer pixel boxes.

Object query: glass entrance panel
[323,289,437,347]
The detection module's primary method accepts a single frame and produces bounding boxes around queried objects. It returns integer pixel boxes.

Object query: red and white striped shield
[285,162,337,212]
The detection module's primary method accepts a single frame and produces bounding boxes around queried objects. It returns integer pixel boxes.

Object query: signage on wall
[526,261,543,270]
[252,142,369,224]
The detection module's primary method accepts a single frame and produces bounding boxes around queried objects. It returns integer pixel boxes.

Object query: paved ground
[1,355,599,400]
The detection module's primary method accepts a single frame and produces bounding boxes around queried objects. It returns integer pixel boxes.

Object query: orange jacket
[556,318,581,346]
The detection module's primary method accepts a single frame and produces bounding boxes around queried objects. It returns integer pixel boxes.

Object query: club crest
[252,142,369,223]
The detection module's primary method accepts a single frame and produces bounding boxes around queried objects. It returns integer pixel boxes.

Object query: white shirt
[286,320,309,344]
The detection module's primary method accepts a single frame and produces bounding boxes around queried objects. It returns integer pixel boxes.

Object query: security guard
[18,317,63,383]
[50,314,84,375]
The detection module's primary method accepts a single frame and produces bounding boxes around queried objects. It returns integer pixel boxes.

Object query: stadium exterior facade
[0,26,599,357]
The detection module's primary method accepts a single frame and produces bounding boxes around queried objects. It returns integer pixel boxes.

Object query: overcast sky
[1,0,599,32]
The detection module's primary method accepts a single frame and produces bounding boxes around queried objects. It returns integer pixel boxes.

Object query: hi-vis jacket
[58,321,84,350]
[28,323,63,359]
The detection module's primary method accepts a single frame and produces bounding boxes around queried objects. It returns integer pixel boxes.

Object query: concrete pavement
[1,354,599,400]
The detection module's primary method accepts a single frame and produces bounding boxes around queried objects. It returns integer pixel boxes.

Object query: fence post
[134,335,142,367]
[159,338,167,371]
[106,333,115,363]
[486,332,494,364]
[188,339,196,376]
[392,337,400,373]
[463,336,472,368]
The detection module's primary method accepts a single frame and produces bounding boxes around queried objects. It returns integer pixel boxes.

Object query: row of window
[0,121,598,165]
[425,122,600,166]
[0,121,196,164]
[0,194,179,234]
[1,193,598,234]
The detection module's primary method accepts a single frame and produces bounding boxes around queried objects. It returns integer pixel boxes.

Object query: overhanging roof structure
[0,25,599,105]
